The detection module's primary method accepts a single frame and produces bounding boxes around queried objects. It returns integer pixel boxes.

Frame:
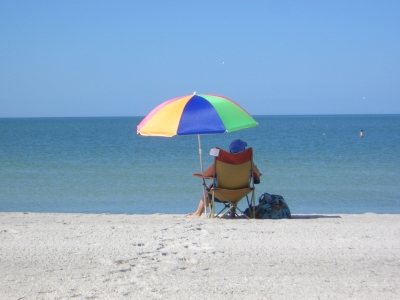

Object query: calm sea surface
[1,115,399,214]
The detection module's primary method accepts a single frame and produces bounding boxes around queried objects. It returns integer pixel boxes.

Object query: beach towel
[245,193,291,219]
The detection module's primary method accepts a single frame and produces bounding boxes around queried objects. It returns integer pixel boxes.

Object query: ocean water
[1,115,399,215]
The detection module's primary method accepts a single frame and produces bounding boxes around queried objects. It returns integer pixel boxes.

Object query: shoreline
[1,212,399,299]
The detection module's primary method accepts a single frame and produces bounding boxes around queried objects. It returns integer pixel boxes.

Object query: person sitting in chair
[188,139,262,218]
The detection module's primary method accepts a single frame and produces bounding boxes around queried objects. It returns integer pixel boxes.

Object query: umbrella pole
[198,135,209,217]
[198,135,204,175]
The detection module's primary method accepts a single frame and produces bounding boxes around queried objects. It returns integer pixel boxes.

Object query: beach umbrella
[137,93,258,215]
[137,93,257,169]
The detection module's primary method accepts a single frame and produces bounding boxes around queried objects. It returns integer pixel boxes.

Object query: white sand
[1,213,399,299]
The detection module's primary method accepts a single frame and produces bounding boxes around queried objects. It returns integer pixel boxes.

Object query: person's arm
[192,163,215,178]
[203,163,214,177]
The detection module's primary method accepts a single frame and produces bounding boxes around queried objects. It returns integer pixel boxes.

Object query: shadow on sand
[291,214,342,219]
[231,214,342,220]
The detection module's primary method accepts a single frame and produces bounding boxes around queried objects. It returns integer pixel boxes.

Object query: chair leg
[210,201,214,218]
[220,204,251,219]
[214,203,230,218]
[235,206,251,219]
[251,191,256,218]
[202,188,210,218]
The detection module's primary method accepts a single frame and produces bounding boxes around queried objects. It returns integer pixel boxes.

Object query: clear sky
[1,1,399,117]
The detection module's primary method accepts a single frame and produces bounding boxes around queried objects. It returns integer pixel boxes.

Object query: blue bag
[245,193,291,219]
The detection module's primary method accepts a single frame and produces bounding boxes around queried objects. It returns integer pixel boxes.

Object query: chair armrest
[192,173,214,179]
[251,171,261,184]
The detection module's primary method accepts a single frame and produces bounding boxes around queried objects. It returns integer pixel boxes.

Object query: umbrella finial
[193,91,196,95]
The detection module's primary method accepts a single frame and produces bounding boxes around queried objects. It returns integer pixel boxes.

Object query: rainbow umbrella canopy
[137,93,257,136]
[137,93,258,173]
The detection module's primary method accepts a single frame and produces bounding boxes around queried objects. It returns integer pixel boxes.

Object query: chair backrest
[213,148,253,189]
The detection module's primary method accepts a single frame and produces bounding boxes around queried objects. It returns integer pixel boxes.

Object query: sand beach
[1,212,399,299]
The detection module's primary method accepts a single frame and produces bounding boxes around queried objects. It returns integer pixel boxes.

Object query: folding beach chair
[205,147,256,218]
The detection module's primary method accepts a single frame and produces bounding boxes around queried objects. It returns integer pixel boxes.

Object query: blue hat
[229,139,247,153]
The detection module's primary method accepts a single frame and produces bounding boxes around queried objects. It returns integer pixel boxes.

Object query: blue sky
[1,1,399,117]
